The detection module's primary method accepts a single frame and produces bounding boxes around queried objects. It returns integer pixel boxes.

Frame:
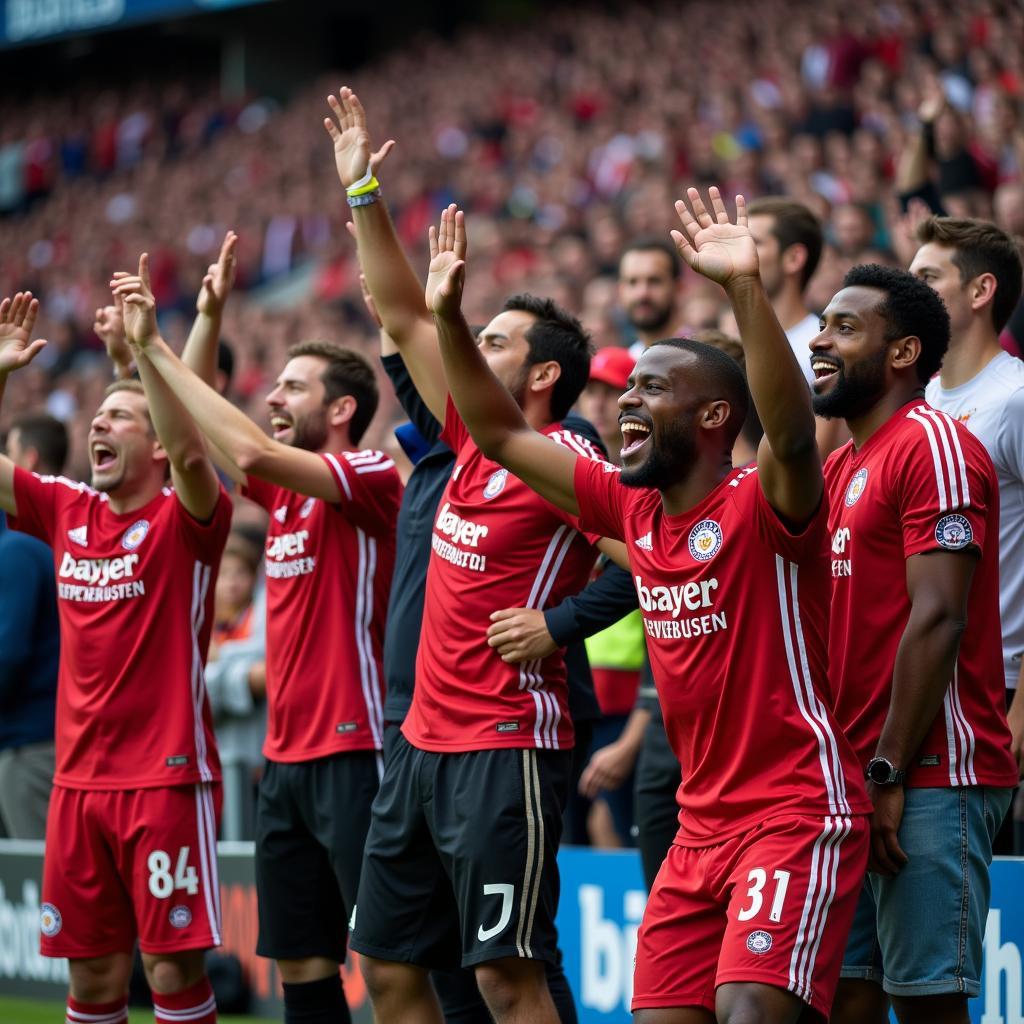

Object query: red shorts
[41,783,222,958]
[633,813,869,1019]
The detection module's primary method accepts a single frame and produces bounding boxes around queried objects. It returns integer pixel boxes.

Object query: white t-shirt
[786,313,819,387]
[927,351,1024,689]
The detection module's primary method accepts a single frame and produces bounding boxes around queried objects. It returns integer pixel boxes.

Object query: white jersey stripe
[353,461,397,475]
[907,408,950,511]
[354,531,383,749]
[775,557,841,815]
[950,664,978,785]
[362,534,384,747]
[322,452,353,501]
[921,407,971,507]
[788,564,850,813]
[920,407,961,508]
[943,691,964,785]
[190,563,213,783]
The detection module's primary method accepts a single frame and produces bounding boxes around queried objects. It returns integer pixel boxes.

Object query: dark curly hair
[842,264,951,383]
[502,293,593,421]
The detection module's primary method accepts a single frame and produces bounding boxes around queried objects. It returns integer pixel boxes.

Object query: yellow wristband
[347,176,380,198]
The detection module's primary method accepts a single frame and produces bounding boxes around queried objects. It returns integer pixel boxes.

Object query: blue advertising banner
[0,0,273,48]
[0,840,1021,1022]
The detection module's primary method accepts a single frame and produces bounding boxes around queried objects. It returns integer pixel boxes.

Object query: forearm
[896,130,931,194]
[434,308,530,459]
[135,345,211,471]
[725,275,816,460]
[182,311,221,387]
[875,610,966,770]
[353,201,430,338]
[145,338,269,471]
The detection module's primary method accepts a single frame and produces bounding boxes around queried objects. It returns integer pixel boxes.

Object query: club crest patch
[746,930,772,955]
[688,519,723,562]
[169,905,192,929]
[935,514,973,551]
[121,519,150,551]
[484,469,509,500]
[40,903,62,937]
[845,468,868,507]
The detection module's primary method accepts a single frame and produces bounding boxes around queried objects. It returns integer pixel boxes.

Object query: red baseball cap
[589,346,636,390]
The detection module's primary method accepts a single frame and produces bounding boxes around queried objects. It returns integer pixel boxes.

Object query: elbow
[233,437,274,475]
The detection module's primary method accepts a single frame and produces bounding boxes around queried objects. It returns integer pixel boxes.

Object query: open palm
[425,204,468,312]
[324,87,394,189]
[671,187,758,287]
[0,292,47,374]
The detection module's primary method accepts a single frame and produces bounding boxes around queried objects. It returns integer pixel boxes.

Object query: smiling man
[122,280,402,1024]
[809,264,1018,1024]
[0,282,232,1024]
[426,187,871,1024]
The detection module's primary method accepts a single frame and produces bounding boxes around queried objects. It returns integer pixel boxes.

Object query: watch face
[867,759,891,784]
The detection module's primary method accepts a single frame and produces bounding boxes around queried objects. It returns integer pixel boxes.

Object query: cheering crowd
[2,3,1024,1024]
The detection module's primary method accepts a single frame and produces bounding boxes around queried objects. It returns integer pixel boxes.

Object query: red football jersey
[824,401,1017,788]
[243,449,400,761]
[573,458,870,846]
[9,469,231,790]
[401,402,604,752]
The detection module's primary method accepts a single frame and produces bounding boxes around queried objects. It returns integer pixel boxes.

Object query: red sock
[66,996,128,1024]
[152,975,217,1024]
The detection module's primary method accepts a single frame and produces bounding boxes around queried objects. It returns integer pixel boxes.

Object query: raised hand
[671,187,758,288]
[110,254,159,351]
[93,302,133,374]
[0,292,47,374]
[323,86,395,190]
[197,230,237,317]
[425,204,468,316]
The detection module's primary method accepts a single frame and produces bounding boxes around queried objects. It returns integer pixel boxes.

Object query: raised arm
[429,216,580,516]
[125,319,343,503]
[672,188,821,525]
[182,230,237,387]
[112,255,222,520]
[0,293,48,515]
[324,87,448,422]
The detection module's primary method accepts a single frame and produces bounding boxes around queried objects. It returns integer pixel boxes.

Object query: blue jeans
[841,785,1012,997]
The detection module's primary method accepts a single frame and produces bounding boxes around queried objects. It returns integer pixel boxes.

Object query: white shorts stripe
[194,785,221,946]
[515,751,540,956]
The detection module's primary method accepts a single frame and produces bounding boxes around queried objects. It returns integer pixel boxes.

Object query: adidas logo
[67,525,88,547]
[273,506,288,524]
[635,532,653,551]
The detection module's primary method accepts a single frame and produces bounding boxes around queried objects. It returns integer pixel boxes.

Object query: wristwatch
[865,756,906,786]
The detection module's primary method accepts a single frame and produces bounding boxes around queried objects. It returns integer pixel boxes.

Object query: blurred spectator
[577,346,635,462]
[618,237,683,357]
[0,413,66,838]
[205,527,267,841]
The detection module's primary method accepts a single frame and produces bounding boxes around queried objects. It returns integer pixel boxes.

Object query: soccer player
[426,186,871,1023]
[809,264,1019,1024]
[326,87,620,1023]
[117,257,401,1024]
[909,217,1024,787]
[0,278,232,1024]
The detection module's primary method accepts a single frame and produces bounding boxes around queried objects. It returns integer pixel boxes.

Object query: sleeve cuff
[544,602,581,647]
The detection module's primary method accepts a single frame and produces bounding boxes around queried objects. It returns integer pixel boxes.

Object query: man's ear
[529,360,562,394]
[328,395,358,430]
[701,399,731,430]
[889,335,922,373]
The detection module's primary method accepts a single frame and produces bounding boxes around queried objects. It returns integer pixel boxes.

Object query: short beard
[620,427,697,490]
[290,407,330,452]
[628,302,674,335]
[811,346,889,421]
[91,470,124,494]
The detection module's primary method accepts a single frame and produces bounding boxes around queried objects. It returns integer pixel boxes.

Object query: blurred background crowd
[2,0,1024,849]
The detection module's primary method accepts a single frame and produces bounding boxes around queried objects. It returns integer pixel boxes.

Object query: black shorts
[350,733,571,970]
[255,750,383,961]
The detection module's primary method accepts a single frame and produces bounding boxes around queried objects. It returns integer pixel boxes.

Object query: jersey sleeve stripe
[920,407,964,507]
[907,406,957,511]
[345,449,389,465]
[924,407,971,507]
[353,461,397,475]
[322,452,354,501]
